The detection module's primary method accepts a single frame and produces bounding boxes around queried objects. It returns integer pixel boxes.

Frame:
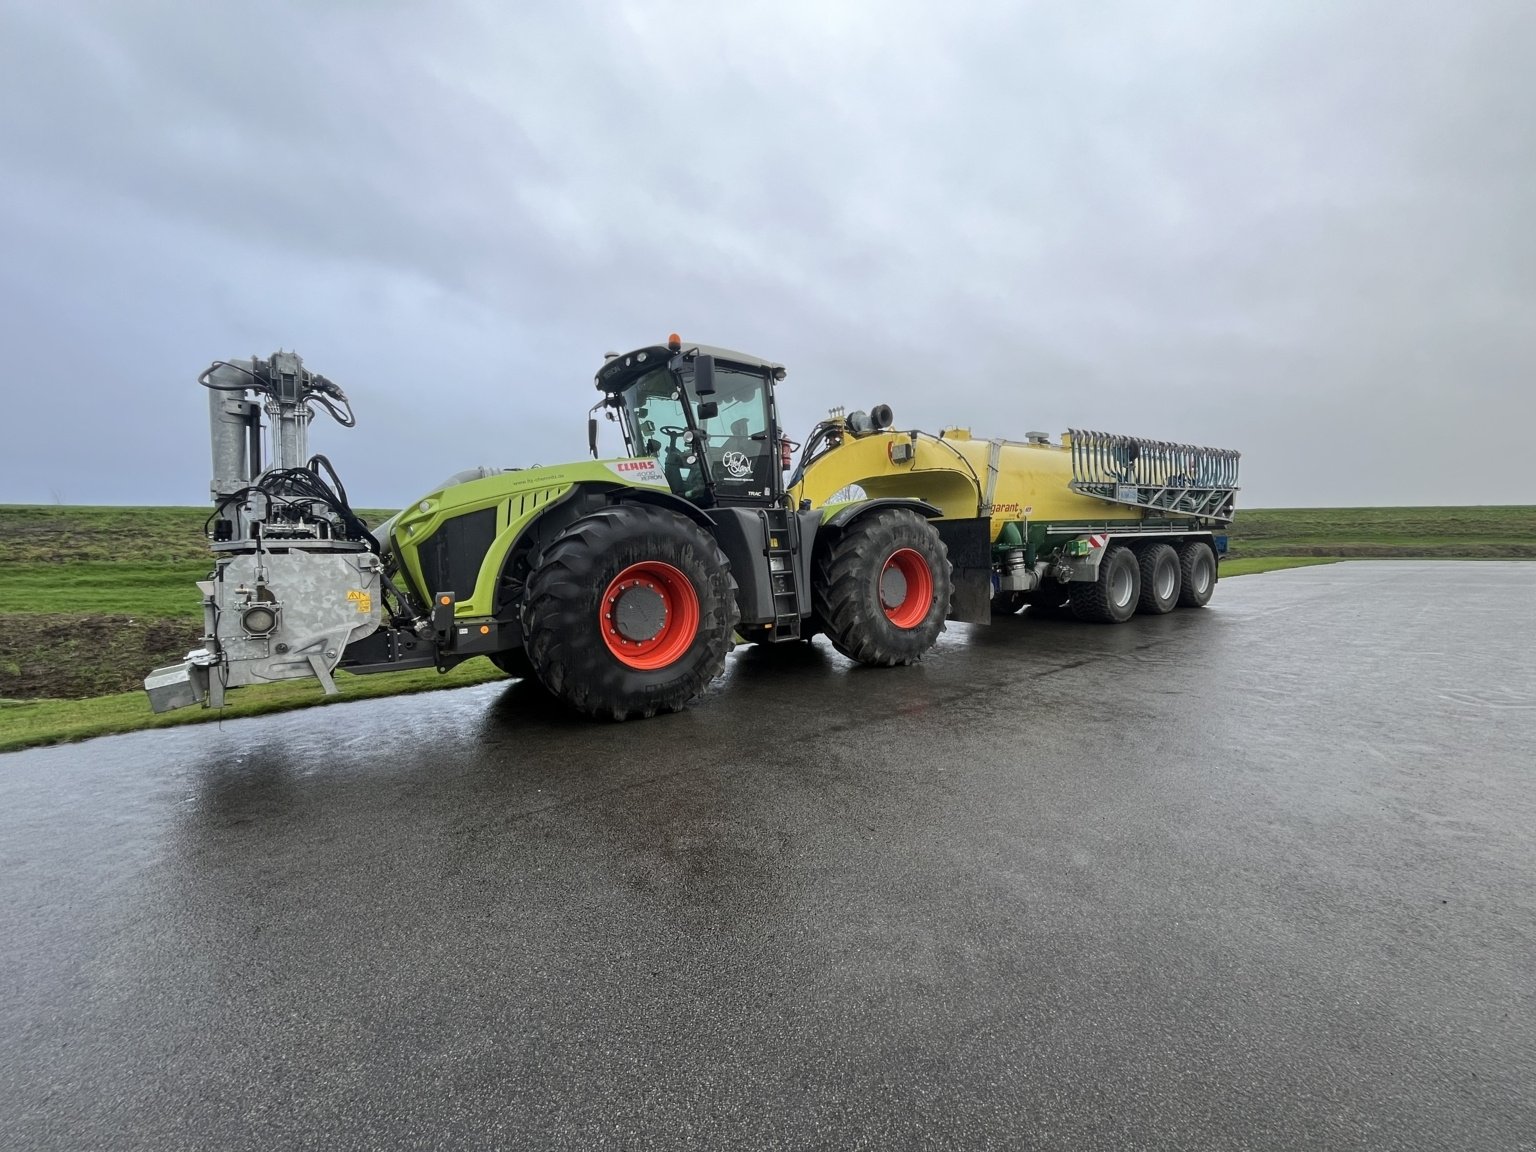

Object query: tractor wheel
[488,647,537,680]
[1070,544,1140,624]
[991,589,1028,616]
[1176,540,1217,608]
[522,506,737,720]
[813,508,952,666]
[1135,543,1181,615]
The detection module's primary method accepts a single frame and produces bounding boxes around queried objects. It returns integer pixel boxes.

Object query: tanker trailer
[789,409,1239,624]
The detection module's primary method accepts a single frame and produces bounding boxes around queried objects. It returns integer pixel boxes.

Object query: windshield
[620,363,775,503]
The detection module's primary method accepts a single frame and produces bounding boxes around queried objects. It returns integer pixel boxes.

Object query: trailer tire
[814,508,951,666]
[1176,540,1217,608]
[1135,543,1181,615]
[488,648,538,680]
[1070,544,1140,624]
[522,505,737,720]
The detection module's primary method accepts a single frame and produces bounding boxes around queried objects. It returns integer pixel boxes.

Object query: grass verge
[0,662,505,754]
[1220,556,1340,577]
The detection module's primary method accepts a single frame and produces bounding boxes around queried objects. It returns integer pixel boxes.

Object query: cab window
[690,366,774,499]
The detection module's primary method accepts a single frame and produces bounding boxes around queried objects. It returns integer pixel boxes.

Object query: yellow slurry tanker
[788,406,1239,627]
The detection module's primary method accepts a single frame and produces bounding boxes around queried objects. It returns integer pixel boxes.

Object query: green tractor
[146,337,985,721]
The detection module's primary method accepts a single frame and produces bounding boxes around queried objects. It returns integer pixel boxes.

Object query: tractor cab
[594,337,787,508]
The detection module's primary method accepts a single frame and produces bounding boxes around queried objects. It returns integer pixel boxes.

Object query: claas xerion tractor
[145,334,1242,721]
[145,336,977,720]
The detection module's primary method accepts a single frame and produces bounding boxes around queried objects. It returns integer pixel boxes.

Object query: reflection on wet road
[3,562,1534,1150]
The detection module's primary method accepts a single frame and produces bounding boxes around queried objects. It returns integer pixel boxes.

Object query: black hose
[206,466,380,553]
[197,360,262,391]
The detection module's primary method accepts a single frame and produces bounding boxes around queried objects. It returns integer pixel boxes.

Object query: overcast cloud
[1,0,1531,508]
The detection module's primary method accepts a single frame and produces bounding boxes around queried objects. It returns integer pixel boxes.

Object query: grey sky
[1,0,1531,508]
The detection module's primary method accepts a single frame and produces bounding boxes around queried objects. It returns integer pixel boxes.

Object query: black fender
[818,497,943,531]
[606,485,715,530]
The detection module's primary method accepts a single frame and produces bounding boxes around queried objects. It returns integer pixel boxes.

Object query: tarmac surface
[3,561,1534,1151]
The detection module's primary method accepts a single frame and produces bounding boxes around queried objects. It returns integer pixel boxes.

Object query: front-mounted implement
[146,354,386,713]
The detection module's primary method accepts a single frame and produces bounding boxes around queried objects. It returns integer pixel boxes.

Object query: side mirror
[697,400,719,420]
[693,355,717,396]
[588,417,599,459]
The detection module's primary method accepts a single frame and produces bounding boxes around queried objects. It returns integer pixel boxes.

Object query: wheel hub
[599,560,702,671]
[879,547,935,628]
[612,583,668,643]
[1110,562,1133,607]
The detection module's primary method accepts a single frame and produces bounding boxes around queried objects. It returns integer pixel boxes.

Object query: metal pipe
[207,364,253,502]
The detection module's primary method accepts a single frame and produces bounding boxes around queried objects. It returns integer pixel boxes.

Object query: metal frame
[1067,429,1239,523]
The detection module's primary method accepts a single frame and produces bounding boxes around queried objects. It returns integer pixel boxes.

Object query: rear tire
[1070,544,1140,624]
[814,508,952,666]
[1176,540,1217,608]
[522,506,737,719]
[1135,543,1181,615]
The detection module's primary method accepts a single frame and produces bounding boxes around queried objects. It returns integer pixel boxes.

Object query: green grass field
[1224,505,1536,558]
[1,503,1530,752]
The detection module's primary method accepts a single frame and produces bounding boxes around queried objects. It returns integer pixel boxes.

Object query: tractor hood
[386,457,672,617]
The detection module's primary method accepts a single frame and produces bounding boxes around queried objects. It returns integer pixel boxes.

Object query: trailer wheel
[1135,543,1181,615]
[1176,540,1217,608]
[1070,544,1140,624]
[522,506,737,720]
[814,508,951,666]
[488,648,537,680]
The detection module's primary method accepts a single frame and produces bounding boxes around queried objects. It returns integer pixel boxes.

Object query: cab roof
[594,343,784,393]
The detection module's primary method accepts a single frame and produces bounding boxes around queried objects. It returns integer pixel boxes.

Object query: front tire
[1071,544,1140,624]
[522,506,737,720]
[814,508,952,666]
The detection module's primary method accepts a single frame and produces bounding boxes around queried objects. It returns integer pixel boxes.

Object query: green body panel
[389,458,670,618]
[1015,518,1206,554]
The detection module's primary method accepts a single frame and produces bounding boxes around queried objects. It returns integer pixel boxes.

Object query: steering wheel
[658,426,689,450]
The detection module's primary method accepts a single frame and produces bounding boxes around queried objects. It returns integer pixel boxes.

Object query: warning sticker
[346,589,373,613]
[605,458,669,487]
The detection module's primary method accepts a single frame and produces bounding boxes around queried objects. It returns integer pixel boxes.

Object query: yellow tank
[796,427,1148,541]
[789,411,1240,624]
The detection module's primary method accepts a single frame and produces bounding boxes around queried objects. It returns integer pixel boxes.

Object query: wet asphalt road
[3,561,1534,1151]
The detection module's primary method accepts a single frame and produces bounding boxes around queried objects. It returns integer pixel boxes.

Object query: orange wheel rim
[600,561,701,670]
[880,547,934,628]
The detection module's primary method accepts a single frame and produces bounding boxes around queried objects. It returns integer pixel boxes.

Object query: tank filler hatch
[1066,429,1240,523]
